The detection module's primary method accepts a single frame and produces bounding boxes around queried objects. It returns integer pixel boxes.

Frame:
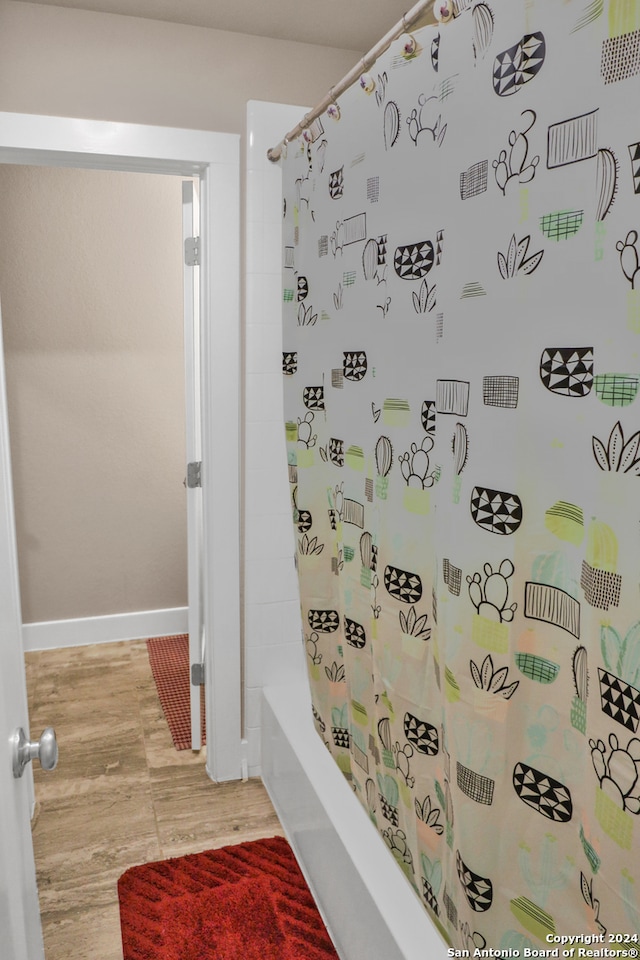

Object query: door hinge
[191,662,205,686]
[184,236,200,266]
[187,460,202,488]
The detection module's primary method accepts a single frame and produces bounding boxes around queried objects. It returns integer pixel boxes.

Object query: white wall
[0,2,362,135]
[0,165,188,625]
[244,101,308,775]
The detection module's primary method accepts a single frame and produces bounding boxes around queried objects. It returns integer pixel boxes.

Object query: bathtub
[261,683,447,960]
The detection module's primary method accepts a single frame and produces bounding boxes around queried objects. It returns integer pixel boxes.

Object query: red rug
[118,836,339,960]
[146,634,206,750]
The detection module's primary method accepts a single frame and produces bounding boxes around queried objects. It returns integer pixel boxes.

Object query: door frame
[0,111,242,783]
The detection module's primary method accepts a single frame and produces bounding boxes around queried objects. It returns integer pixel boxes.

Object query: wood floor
[25,639,284,960]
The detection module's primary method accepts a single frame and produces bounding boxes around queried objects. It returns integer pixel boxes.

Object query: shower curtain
[281,0,640,948]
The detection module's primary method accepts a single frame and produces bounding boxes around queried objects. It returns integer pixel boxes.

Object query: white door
[183,180,204,751]
[0,296,46,960]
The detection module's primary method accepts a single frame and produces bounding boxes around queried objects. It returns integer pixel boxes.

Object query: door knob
[11,726,58,779]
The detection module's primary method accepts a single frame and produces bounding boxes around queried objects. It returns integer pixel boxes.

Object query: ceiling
[18,0,427,52]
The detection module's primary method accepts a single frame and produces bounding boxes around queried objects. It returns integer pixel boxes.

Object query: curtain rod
[267,0,437,162]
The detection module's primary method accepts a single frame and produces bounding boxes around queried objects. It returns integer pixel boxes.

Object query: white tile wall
[244,100,309,776]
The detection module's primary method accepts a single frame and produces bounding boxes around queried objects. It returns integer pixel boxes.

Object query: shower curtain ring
[359,65,376,95]
[327,88,341,121]
[400,31,419,59]
[433,0,454,23]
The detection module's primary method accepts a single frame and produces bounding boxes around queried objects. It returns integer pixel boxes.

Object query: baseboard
[22,606,189,652]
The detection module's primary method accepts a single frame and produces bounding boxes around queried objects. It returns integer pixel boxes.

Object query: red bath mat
[117,836,339,960]
[146,634,205,750]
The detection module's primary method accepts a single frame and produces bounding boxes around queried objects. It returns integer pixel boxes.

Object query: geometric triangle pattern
[332,727,351,749]
[379,796,400,825]
[282,351,298,375]
[376,234,388,266]
[470,486,523,535]
[384,564,423,603]
[431,33,440,73]
[493,32,546,96]
[297,275,309,301]
[422,878,440,916]
[598,668,640,733]
[512,762,573,823]
[539,347,594,397]
[345,617,367,648]
[456,850,494,912]
[343,351,368,381]
[421,400,437,435]
[279,0,640,942]
[329,437,344,466]
[303,385,325,410]
[312,705,326,735]
[403,712,439,755]
[296,508,312,533]
[329,167,344,199]
[308,609,340,633]
[629,142,640,194]
[394,240,435,280]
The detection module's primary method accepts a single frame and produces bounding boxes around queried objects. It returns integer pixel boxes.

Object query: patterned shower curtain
[281,0,640,948]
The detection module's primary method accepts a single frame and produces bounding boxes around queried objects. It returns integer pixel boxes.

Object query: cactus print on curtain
[282,0,640,948]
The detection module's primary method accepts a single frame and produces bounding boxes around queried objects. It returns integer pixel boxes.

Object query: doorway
[0,112,243,783]
[0,164,189,634]
[0,112,242,960]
